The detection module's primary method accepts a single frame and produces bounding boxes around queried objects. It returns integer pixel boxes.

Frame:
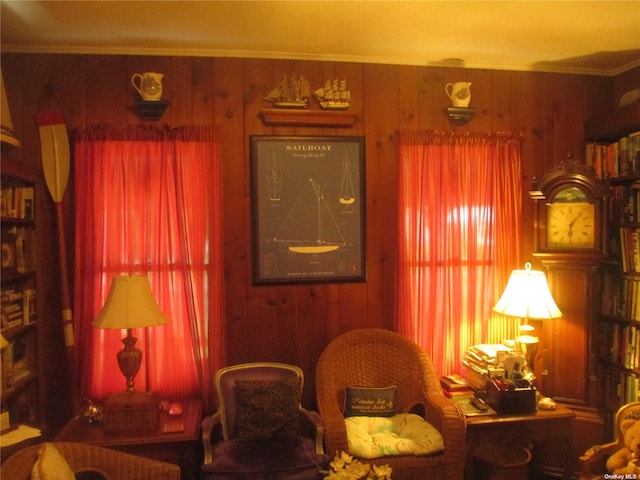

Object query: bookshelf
[1,156,43,437]
[588,106,640,439]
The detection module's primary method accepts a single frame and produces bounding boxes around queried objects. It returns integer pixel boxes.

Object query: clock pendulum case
[528,157,609,406]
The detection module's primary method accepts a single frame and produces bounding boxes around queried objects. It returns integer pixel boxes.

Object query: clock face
[546,187,595,249]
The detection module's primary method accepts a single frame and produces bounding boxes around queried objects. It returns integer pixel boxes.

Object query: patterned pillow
[344,385,397,417]
[234,377,301,441]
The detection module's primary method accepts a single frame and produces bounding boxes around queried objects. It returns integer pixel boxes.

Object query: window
[73,125,223,408]
[396,130,522,375]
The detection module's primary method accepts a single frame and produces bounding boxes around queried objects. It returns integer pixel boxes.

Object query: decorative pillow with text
[344,385,397,417]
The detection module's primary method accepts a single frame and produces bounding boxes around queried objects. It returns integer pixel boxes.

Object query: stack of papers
[462,344,511,388]
[0,424,42,447]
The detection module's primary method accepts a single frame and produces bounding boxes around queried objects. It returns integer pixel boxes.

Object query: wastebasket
[473,442,532,480]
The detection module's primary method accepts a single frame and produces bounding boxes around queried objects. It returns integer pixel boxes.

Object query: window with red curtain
[396,130,522,376]
[73,125,224,411]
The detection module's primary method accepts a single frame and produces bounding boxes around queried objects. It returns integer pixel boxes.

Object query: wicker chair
[580,401,640,479]
[0,441,181,480]
[315,328,466,480]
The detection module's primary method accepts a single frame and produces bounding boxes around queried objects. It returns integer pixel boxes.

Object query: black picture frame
[250,135,366,284]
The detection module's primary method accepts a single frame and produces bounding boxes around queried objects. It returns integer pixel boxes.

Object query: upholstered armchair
[201,362,331,480]
[580,401,640,479]
[316,328,467,480]
[0,441,180,480]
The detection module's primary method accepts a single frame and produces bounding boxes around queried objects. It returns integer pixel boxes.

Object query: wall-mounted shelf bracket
[130,101,169,121]
[444,107,476,125]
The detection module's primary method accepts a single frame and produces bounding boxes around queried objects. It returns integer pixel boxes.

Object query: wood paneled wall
[2,53,623,420]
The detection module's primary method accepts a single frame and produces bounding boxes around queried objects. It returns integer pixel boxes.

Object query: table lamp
[93,274,168,392]
[492,262,562,376]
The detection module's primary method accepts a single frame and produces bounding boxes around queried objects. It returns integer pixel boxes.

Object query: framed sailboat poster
[250,135,366,284]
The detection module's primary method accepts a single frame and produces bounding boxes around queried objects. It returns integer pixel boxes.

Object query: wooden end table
[464,403,576,479]
[56,396,203,480]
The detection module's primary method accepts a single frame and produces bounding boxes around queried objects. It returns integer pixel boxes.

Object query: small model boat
[264,74,310,109]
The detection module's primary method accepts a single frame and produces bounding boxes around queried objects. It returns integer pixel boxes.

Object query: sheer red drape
[74,125,224,410]
[396,130,522,375]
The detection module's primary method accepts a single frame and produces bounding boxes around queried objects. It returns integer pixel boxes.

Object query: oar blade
[37,110,70,203]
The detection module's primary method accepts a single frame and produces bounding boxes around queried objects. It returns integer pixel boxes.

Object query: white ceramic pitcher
[131,72,164,101]
[445,82,472,107]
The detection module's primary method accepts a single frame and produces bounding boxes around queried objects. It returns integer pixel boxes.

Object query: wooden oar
[37,110,74,348]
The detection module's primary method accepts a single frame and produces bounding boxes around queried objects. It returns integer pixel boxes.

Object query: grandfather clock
[529,156,609,407]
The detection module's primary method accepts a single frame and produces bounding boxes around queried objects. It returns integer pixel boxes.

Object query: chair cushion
[345,413,445,459]
[234,377,301,441]
[344,385,397,417]
[203,436,330,476]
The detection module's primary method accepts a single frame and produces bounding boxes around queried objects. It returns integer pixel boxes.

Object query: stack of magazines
[462,344,511,389]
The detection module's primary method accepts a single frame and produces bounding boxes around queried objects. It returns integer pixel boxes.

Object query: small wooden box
[103,390,160,432]
[485,378,536,414]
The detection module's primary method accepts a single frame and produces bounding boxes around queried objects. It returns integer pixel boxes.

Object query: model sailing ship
[264,74,310,109]
[314,79,350,110]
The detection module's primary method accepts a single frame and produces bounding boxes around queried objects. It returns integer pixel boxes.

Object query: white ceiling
[2,1,640,76]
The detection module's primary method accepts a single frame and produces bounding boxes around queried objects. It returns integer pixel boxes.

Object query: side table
[56,396,202,480]
[464,403,576,479]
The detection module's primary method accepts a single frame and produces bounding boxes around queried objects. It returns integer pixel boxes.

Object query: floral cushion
[345,413,444,459]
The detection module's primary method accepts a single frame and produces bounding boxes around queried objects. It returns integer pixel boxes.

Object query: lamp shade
[493,263,562,320]
[93,275,168,330]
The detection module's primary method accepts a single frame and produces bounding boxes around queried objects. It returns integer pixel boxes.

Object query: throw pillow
[344,385,397,417]
[234,376,302,441]
[31,443,75,480]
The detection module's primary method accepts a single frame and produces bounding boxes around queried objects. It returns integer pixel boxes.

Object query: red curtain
[396,130,522,375]
[74,125,224,410]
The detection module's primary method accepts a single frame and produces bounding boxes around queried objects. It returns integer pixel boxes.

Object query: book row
[600,272,639,321]
[618,227,640,273]
[599,322,640,369]
[1,226,35,273]
[600,273,640,321]
[610,182,640,224]
[601,368,639,410]
[1,287,36,331]
[0,183,34,220]
[1,335,32,392]
[586,132,640,179]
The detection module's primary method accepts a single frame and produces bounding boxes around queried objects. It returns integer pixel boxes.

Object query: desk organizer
[485,378,536,414]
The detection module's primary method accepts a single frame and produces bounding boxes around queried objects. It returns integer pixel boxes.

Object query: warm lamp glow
[93,275,168,391]
[93,275,168,330]
[493,263,562,320]
[493,263,561,378]
[0,333,8,350]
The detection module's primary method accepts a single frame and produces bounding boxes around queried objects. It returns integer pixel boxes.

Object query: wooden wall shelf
[444,107,476,125]
[584,103,640,141]
[259,109,357,128]
[130,101,169,121]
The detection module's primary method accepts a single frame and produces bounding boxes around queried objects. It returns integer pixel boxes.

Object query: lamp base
[103,390,160,433]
